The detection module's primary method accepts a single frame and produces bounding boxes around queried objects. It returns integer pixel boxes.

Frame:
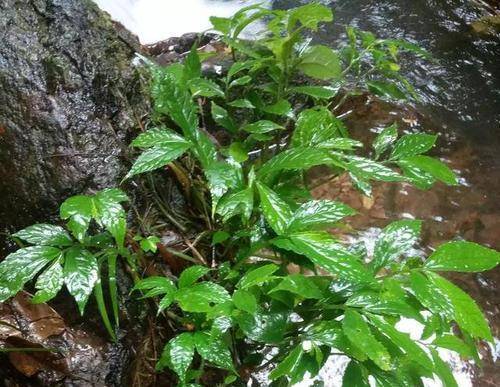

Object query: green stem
[94,278,116,342]
[107,252,119,328]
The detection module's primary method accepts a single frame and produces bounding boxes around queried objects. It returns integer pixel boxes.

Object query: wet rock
[0,0,149,233]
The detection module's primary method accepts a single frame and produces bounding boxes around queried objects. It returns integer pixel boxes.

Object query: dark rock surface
[0,0,149,233]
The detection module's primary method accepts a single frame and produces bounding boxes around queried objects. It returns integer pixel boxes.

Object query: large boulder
[0,0,148,232]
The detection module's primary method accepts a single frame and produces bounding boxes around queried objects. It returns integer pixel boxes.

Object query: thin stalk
[107,252,119,327]
[94,277,116,342]
[0,347,58,353]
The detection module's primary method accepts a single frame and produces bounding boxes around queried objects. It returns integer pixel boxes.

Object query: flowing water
[96,1,499,385]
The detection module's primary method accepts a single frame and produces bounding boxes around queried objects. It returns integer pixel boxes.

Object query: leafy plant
[0,188,130,340]
[1,3,499,387]
[120,4,500,386]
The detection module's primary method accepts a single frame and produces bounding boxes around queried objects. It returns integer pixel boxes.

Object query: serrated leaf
[0,246,61,302]
[372,220,422,272]
[133,276,177,298]
[188,78,225,98]
[256,182,293,235]
[126,142,191,179]
[13,224,73,247]
[32,261,64,304]
[424,241,500,272]
[194,331,234,370]
[287,200,356,233]
[426,272,493,341]
[237,264,279,289]
[398,160,435,190]
[178,265,211,288]
[291,108,345,148]
[390,133,437,159]
[232,289,257,314]
[269,344,304,380]
[131,127,189,149]
[211,102,237,133]
[63,247,98,315]
[432,334,474,358]
[409,271,454,318]
[342,361,370,387]
[430,348,458,387]
[399,155,457,185]
[175,282,230,312]
[342,310,391,371]
[298,45,341,80]
[369,315,434,371]
[157,332,195,382]
[373,124,398,158]
[242,120,282,134]
[283,232,374,284]
[345,156,404,182]
[270,274,323,299]
[289,85,339,99]
[216,187,253,222]
[205,160,243,211]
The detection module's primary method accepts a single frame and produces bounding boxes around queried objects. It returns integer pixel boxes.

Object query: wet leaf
[178,265,211,288]
[432,334,474,358]
[342,361,370,387]
[262,100,292,116]
[63,247,98,315]
[188,78,225,98]
[232,289,258,314]
[32,262,64,304]
[157,332,195,382]
[269,344,303,380]
[194,331,234,370]
[289,85,339,99]
[211,102,237,133]
[371,219,422,272]
[390,133,437,160]
[216,187,253,222]
[183,46,201,82]
[59,195,93,241]
[424,241,500,272]
[270,274,323,299]
[291,108,345,148]
[237,264,279,289]
[228,99,255,109]
[298,45,341,80]
[342,310,391,371]
[229,75,252,88]
[345,156,404,182]
[0,246,61,302]
[430,348,458,387]
[133,276,177,298]
[399,155,457,185]
[175,282,230,312]
[131,127,189,149]
[367,80,406,100]
[242,120,282,134]
[13,224,72,247]
[256,182,293,235]
[237,309,289,343]
[373,124,398,158]
[287,200,356,232]
[409,271,454,318]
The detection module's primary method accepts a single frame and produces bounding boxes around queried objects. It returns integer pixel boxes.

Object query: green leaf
[287,200,356,233]
[269,344,304,380]
[373,124,398,158]
[178,265,211,288]
[237,264,279,289]
[13,224,73,247]
[270,274,323,299]
[125,142,191,179]
[258,147,335,178]
[205,160,243,211]
[256,182,293,235]
[59,195,93,241]
[289,85,339,99]
[188,78,225,98]
[342,310,391,371]
[63,247,98,315]
[133,276,177,298]
[288,3,333,31]
[372,220,422,272]
[345,156,404,182]
[175,282,230,312]
[242,120,282,134]
[319,137,363,150]
[131,127,189,149]
[398,160,435,190]
[216,187,254,222]
[342,361,370,387]
[228,99,255,109]
[367,80,406,100]
[369,315,434,371]
[157,332,195,382]
[229,75,252,88]
[183,46,201,82]
[409,271,454,318]
[237,309,289,343]
[426,272,493,341]
[32,261,64,304]
[424,241,500,272]
[432,334,474,358]
[211,102,237,133]
[232,289,258,314]
[93,188,128,246]
[291,108,345,148]
[283,232,374,284]
[390,134,437,159]
[298,45,341,80]
[212,230,230,245]
[210,16,231,34]
[262,100,292,116]
[228,142,248,163]
[0,246,61,302]
[139,236,160,253]
[399,155,457,185]
[430,348,458,387]
[194,331,234,370]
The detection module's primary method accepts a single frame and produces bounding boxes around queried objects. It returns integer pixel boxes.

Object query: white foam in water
[92,0,269,43]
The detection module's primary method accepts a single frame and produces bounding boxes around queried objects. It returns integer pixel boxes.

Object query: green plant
[0,189,130,341]
[122,4,500,386]
[1,3,499,386]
